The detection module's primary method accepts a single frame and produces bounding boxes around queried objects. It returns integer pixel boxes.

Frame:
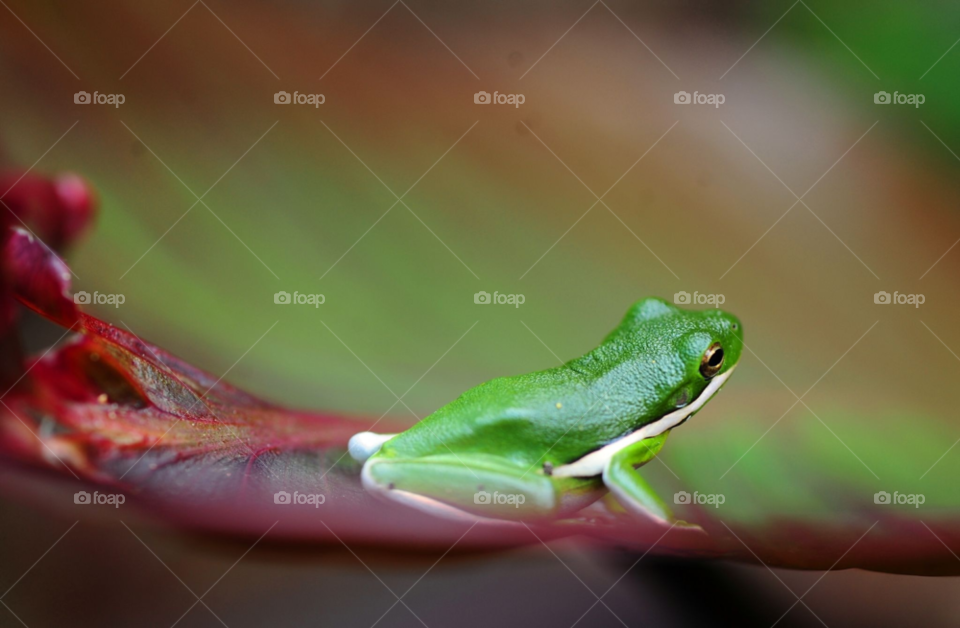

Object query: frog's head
[611,296,743,428]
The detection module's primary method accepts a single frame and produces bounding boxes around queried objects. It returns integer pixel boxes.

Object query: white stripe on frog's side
[348,431,397,463]
[551,365,736,479]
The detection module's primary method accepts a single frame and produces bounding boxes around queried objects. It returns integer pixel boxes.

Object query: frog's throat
[551,364,737,479]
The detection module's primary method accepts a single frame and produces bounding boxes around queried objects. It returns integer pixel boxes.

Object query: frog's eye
[700,342,724,379]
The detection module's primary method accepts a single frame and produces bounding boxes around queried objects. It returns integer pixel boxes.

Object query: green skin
[349,297,743,527]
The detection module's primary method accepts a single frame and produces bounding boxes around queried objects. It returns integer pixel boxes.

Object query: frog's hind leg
[362,474,528,527]
[361,453,601,523]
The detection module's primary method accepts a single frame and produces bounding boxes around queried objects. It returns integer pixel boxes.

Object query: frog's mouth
[552,364,737,478]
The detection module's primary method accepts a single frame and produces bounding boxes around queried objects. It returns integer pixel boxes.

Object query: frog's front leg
[361,453,603,523]
[602,432,703,531]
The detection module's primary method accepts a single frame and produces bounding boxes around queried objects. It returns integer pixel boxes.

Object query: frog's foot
[589,494,706,534]
[360,453,602,524]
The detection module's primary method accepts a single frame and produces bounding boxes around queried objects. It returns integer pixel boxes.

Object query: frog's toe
[614,502,707,534]
[673,519,708,535]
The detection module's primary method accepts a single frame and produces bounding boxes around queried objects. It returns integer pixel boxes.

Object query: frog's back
[380,364,599,465]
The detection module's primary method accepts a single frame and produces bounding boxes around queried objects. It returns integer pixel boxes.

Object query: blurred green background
[1,1,956,412]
